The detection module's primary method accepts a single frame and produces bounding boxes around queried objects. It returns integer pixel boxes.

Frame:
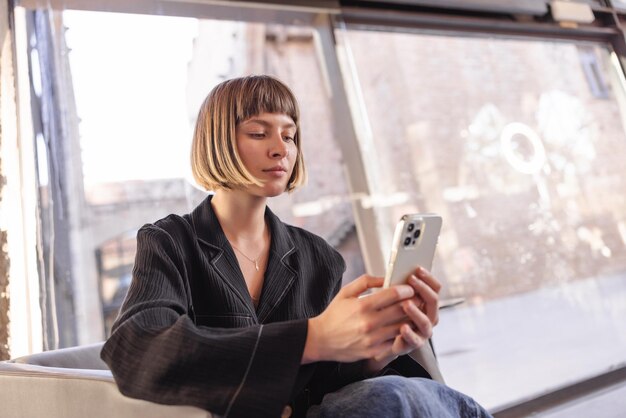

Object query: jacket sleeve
[303,276,369,403]
[101,225,307,418]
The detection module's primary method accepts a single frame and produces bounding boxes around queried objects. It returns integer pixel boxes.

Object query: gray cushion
[11,342,108,370]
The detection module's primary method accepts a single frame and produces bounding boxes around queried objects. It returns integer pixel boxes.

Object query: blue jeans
[306,376,493,418]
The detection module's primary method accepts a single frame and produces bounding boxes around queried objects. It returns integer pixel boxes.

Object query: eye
[283,135,294,142]
[248,132,266,139]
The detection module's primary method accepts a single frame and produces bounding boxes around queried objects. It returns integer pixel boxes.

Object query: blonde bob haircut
[191,75,306,192]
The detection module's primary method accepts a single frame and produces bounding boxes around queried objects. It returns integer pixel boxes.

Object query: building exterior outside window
[336,28,626,408]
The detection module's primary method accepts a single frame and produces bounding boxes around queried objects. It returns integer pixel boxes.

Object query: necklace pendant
[254,260,259,271]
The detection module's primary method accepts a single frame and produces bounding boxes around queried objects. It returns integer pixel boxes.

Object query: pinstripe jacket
[101,195,430,418]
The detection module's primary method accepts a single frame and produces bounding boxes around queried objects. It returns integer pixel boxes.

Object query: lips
[263,166,287,173]
[261,166,288,179]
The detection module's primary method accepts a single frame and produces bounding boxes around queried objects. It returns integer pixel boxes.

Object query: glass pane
[337,28,626,408]
[52,10,364,338]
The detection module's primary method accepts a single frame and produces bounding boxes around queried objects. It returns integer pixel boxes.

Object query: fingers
[362,284,414,311]
[369,340,395,360]
[414,266,442,293]
[399,323,425,349]
[387,325,426,360]
[369,302,407,329]
[402,299,433,339]
[408,274,439,326]
[340,275,385,298]
[364,323,404,349]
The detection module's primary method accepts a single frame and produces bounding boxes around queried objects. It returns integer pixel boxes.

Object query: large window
[336,28,626,408]
[37,9,364,339]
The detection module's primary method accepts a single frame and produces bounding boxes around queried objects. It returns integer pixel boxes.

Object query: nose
[269,132,289,159]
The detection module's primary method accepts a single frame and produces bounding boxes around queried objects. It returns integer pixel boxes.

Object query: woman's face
[235,112,298,197]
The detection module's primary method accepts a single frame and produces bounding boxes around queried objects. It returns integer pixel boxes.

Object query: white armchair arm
[0,343,211,418]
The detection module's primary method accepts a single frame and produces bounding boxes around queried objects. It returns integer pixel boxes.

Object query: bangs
[233,76,299,124]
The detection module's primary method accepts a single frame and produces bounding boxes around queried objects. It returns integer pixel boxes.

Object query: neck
[211,189,267,242]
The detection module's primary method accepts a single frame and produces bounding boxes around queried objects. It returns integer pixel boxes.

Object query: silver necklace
[231,244,263,271]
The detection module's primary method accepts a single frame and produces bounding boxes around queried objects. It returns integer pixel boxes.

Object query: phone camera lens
[413,230,421,239]
[403,237,412,246]
[407,223,415,232]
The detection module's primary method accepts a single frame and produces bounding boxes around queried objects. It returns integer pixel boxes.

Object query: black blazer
[101,196,430,418]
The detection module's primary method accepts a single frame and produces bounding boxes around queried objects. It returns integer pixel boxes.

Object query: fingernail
[397,285,414,298]
[409,275,419,285]
[402,300,412,312]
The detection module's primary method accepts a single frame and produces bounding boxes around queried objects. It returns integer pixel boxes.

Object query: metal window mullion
[313,12,386,276]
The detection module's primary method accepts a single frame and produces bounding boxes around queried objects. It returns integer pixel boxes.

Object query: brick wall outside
[341,30,626,301]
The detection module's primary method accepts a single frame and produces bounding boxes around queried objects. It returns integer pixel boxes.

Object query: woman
[101,75,491,418]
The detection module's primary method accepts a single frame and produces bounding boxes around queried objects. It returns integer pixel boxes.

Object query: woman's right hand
[302,275,415,364]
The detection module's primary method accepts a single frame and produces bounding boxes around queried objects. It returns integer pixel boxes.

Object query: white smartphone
[383,213,442,288]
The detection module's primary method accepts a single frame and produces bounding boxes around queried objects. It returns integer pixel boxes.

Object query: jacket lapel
[190,196,257,317]
[256,206,297,323]
[190,196,298,322]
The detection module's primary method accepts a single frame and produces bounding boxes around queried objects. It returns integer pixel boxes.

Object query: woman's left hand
[365,266,441,372]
